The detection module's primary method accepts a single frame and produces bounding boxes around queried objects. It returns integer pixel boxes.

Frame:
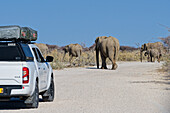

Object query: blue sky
[0,0,170,47]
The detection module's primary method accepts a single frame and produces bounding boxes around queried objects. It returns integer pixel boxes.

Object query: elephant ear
[66,45,70,49]
[64,45,69,52]
[144,43,147,50]
[95,37,100,43]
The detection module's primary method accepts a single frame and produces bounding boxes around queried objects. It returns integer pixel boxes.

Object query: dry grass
[159,54,170,74]
[47,49,144,69]
[47,49,64,69]
[118,50,141,61]
[36,43,167,70]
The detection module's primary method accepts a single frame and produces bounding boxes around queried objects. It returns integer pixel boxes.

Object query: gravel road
[0,62,170,113]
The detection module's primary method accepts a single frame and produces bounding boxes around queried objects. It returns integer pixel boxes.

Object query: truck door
[35,48,48,89]
[32,48,47,90]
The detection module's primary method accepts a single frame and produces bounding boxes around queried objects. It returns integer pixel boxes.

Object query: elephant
[144,49,162,63]
[140,42,163,62]
[63,44,82,65]
[95,36,120,70]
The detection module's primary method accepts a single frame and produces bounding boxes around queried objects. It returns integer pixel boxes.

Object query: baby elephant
[144,49,162,63]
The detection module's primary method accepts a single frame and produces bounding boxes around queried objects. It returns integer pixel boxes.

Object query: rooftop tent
[21,27,37,41]
[0,25,37,41]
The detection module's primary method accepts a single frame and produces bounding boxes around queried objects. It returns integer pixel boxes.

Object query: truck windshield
[0,43,24,61]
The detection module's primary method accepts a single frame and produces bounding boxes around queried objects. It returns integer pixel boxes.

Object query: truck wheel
[25,82,39,108]
[42,77,54,102]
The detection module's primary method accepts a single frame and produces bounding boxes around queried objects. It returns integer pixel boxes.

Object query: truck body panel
[0,62,23,85]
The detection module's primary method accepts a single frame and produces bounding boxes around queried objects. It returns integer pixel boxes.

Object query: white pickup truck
[0,26,54,108]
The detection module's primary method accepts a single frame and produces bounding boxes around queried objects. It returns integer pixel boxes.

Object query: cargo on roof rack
[0,25,37,41]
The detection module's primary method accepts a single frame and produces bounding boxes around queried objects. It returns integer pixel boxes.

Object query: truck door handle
[43,68,45,70]
[38,67,40,70]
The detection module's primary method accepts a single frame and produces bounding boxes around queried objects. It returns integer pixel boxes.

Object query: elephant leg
[158,57,160,63]
[75,56,81,66]
[157,55,161,63]
[69,55,73,65]
[150,56,153,62]
[63,53,66,62]
[158,58,160,63]
[101,58,107,69]
[100,52,107,69]
[78,56,80,66]
[147,55,150,62]
[113,56,118,70]
[153,57,155,62]
[78,53,81,66]
[108,50,118,70]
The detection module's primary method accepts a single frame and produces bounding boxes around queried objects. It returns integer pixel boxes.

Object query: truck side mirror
[46,56,53,62]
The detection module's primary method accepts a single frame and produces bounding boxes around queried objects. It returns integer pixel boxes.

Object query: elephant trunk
[96,46,99,69]
[140,50,143,62]
[62,51,66,61]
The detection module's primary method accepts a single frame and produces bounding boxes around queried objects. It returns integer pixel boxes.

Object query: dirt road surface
[0,62,170,113]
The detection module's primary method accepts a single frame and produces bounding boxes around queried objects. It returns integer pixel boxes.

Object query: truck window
[32,48,40,62]
[0,43,24,61]
[20,43,34,61]
[36,48,45,62]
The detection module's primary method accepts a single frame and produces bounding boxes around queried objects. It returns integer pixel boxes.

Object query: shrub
[47,49,64,69]
[118,50,142,61]
[160,54,170,73]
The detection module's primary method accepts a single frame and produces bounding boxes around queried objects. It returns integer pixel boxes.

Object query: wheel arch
[46,72,54,90]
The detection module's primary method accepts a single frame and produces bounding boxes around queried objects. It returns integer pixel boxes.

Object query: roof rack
[0,25,37,42]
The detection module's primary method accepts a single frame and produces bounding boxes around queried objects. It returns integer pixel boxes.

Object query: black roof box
[0,25,37,41]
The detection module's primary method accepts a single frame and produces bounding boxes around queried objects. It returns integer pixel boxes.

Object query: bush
[118,50,142,61]
[47,49,64,69]
[36,43,167,69]
[161,54,170,73]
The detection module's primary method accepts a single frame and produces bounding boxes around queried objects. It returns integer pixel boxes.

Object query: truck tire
[25,82,39,108]
[42,77,54,102]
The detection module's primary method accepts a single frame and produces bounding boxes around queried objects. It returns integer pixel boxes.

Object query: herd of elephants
[62,36,164,70]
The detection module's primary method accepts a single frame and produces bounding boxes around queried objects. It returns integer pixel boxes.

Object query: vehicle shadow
[0,101,27,110]
[0,99,43,110]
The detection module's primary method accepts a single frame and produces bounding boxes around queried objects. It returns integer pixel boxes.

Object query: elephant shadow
[86,67,98,69]
[86,67,117,70]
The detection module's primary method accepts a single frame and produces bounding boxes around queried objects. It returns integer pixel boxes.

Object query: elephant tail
[80,49,82,56]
